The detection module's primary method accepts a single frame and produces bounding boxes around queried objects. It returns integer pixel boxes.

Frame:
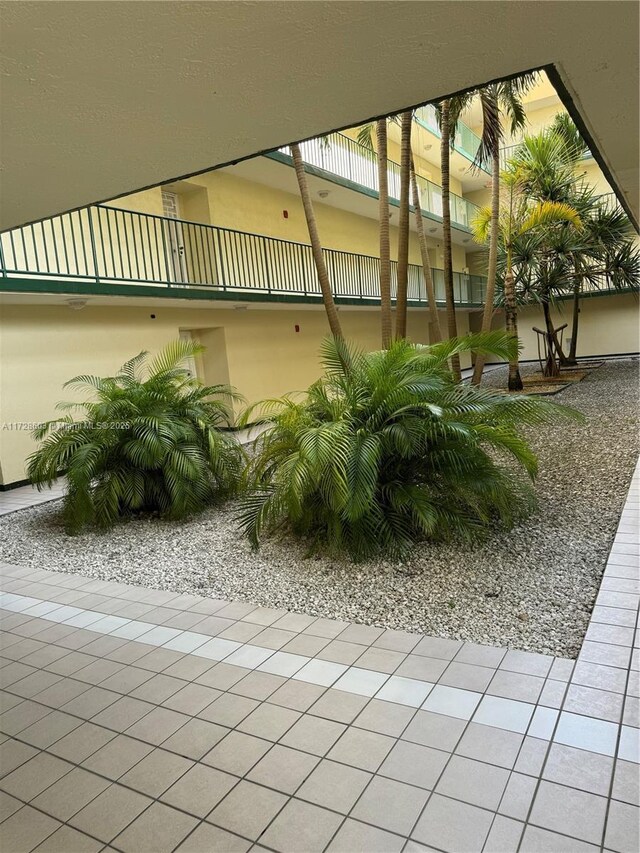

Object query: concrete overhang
[1,1,637,231]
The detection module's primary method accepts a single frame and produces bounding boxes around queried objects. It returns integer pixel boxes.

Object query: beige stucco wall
[517,293,639,360]
[3,290,634,486]
[470,292,639,363]
[145,169,471,273]
[0,301,471,484]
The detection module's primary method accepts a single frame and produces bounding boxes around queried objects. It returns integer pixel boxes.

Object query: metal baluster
[0,230,6,276]
[76,211,90,277]
[116,211,134,281]
[67,213,81,275]
[219,229,233,290]
[158,216,170,285]
[106,208,124,278]
[130,212,144,280]
[87,208,101,282]
[203,227,214,287]
[29,224,41,274]
[60,215,71,274]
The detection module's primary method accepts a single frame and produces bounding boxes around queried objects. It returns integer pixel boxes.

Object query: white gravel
[1,358,638,657]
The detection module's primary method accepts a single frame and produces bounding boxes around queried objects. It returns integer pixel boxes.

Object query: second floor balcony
[2,203,629,310]
[0,204,488,307]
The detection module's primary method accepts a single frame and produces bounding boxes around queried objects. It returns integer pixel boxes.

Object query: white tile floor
[0,461,637,852]
[0,481,65,516]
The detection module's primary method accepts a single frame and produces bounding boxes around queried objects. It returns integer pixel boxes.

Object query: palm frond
[519,200,581,234]
[28,340,241,533]
[473,85,501,171]
[356,124,375,151]
[148,338,205,376]
[240,337,574,560]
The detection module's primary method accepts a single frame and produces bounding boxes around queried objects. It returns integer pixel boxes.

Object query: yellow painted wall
[517,294,639,360]
[13,291,636,487]
[106,188,165,216]
[464,188,491,209]
[121,169,470,274]
[469,292,639,362]
[0,301,470,484]
[580,161,614,196]
[504,104,567,146]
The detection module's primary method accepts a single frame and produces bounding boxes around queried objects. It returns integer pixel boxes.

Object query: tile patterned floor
[0,482,66,517]
[0,464,638,852]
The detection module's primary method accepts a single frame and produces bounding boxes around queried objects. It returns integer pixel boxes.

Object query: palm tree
[437,92,480,380]
[395,111,413,339]
[473,172,581,389]
[508,126,638,373]
[471,73,539,385]
[359,118,441,344]
[410,157,442,341]
[290,143,343,339]
[438,99,461,380]
[28,340,243,533]
[376,120,393,348]
[240,332,577,560]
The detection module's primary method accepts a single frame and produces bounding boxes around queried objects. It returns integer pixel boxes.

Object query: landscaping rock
[1,359,637,658]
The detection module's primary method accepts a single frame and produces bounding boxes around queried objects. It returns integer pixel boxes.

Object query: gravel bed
[1,359,638,657]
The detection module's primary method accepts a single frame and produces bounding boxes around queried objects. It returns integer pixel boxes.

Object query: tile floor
[0,464,637,852]
[0,482,66,517]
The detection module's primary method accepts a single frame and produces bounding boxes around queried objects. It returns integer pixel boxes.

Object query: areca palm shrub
[28,340,243,533]
[240,334,576,561]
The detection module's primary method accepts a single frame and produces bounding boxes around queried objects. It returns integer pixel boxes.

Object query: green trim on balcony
[1,205,630,309]
[0,275,486,308]
[0,204,487,307]
[265,132,479,233]
[0,273,631,309]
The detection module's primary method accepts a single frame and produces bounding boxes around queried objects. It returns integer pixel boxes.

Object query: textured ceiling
[1,1,637,231]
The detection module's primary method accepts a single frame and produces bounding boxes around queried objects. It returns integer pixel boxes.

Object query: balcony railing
[414,104,487,168]
[266,132,480,231]
[0,205,488,306]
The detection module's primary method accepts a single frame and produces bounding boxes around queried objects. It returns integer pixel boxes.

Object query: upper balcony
[265,131,481,234]
[413,104,489,170]
[0,204,488,308]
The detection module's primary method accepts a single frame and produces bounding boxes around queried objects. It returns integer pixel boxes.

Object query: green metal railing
[414,104,487,168]
[0,205,488,306]
[266,132,480,231]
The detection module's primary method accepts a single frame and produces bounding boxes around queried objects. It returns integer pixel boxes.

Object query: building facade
[0,74,637,486]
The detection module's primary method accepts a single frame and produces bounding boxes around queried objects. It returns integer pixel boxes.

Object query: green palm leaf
[240,336,578,560]
[27,340,243,533]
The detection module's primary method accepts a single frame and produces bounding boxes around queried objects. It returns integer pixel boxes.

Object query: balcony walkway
[0,463,638,852]
[0,204,487,309]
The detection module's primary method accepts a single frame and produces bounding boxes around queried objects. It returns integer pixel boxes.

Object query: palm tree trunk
[395,111,412,340]
[541,298,561,377]
[410,159,442,342]
[440,100,461,380]
[503,266,523,391]
[567,282,580,364]
[471,137,500,384]
[290,144,343,339]
[376,119,392,348]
